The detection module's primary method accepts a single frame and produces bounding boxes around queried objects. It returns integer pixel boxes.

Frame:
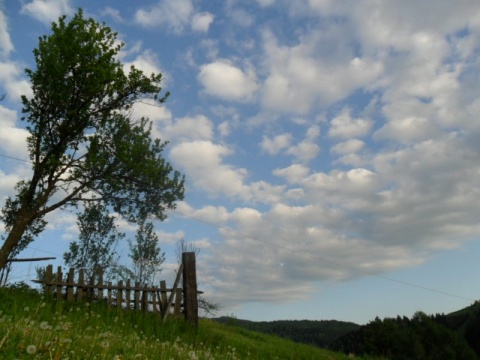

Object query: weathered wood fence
[34,252,199,325]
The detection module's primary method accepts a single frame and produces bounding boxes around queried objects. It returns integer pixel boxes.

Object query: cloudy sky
[1,0,480,324]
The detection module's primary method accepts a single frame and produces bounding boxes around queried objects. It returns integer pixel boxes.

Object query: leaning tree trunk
[0,210,33,270]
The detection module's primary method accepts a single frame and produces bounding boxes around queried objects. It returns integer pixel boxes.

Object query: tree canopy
[0,9,185,269]
[63,203,125,282]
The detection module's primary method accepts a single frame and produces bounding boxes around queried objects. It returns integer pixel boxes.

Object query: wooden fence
[33,252,199,325]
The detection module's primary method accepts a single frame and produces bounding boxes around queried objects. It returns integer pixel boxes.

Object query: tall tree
[128,218,165,286]
[63,203,124,282]
[0,9,184,269]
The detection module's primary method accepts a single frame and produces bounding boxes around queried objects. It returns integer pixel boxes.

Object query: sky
[1,0,480,325]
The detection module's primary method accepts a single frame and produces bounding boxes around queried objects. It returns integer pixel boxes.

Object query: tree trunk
[0,211,32,270]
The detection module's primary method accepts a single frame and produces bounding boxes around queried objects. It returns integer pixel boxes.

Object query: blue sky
[1,0,480,325]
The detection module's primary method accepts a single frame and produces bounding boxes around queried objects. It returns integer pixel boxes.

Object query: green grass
[0,285,364,359]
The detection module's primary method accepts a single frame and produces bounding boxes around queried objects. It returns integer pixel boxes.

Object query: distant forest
[215,300,480,359]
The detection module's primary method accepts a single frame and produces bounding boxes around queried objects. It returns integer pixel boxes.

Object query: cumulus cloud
[191,12,214,32]
[331,139,365,155]
[260,133,292,155]
[273,164,310,184]
[135,0,214,33]
[0,106,29,159]
[260,29,384,114]
[374,116,441,144]
[169,140,247,197]
[256,0,276,7]
[328,108,373,138]
[286,125,320,162]
[100,7,125,23]
[198,61,258,102]
[164,115,214,142]
[0,62,32,100]
[0,11,13,57]
[20,0,73,24]
[201,200,424,306]
[122,49,164,78]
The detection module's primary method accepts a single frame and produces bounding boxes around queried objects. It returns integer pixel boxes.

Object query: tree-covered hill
[214,301,480,359]
[330,301,480,359]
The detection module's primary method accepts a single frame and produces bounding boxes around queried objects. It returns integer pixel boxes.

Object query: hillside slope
[213,317,360,348]
[0,284,362,359]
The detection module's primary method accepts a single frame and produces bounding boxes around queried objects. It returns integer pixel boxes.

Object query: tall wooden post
[182,252,198,326]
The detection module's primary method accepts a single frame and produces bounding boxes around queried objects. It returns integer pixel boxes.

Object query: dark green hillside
[330,303,480,360]
[213,317,360,348]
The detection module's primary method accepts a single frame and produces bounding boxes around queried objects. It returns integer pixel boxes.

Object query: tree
[128,218,165,286]
[0,9,184,269]
[63,203,125,282]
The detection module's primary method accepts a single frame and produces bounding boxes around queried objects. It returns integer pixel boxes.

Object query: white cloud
[176,202,229,226]
[191,12,214,32]
[374,116,441,144]
[135,0,193,32]
[328,108,373,139]
[164,115,214,142]
[218,121,230,137]
[202,201,424,306]
[286,125,321,162]
[100,7,125,23]
[331,139,365,155]
[230,8,254,28]
[0,106,29,159]
[0,11,13,58]
[0,62,32,100]
[198,61,258,102]
[169,140,247,197]
[287,141,319,163]
[261,29,384,114]
[123,49,163,78]
[256,0,276,7]
[260,133,292,155]
[21,0,73,24]
[273,164,310,184]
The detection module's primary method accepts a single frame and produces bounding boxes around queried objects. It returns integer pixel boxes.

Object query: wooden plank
[182,252,198,326]
[159,281,168,317]
[118,280,123,308]
[174,288,183,316]
[7,257,56,262]
[141,289,148,312]
[66,268,74,302]
[163,264,183,323]
[97,268,104,300]
[107,281,112,308]
[134,282,140,310]
[88,275,95,301]
[45,265,53,296]
[153,290,160,312]
[126,280,131,309]
[56,267,63,302]
[78,269,84,301]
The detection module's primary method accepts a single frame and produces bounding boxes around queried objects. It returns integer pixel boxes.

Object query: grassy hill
[0,284,369,359]
[213,317,360,348]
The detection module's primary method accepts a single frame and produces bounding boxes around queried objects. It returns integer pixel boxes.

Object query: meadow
[0,284,366,359]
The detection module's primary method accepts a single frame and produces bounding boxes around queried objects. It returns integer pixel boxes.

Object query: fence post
[182,252,198,326]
